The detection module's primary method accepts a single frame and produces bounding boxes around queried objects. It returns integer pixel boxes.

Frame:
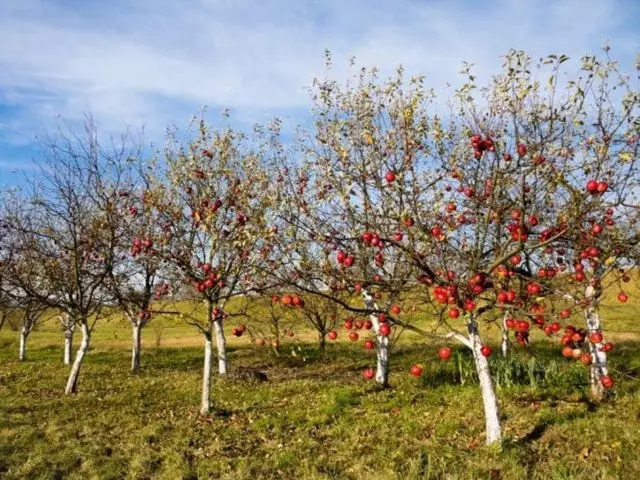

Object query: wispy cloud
[0,0,638,156]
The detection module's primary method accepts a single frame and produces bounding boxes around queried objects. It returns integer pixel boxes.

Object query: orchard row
[1,49,638,445]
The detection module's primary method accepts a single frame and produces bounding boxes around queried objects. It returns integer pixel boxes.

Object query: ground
[0,283,639,479]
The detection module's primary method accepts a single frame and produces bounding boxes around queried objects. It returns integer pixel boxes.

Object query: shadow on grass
[503,405,591,451]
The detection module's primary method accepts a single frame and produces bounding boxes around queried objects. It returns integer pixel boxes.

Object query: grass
[0,278,639,479]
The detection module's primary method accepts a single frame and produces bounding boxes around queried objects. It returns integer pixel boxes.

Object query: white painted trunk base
[501,314,509,357]
[200,334,213,415]
[64,329,74,365]
[61,314,75,365]
[467,318,502,444]
[585,285,608,400]
[371,314,390,386]
[213,318,228,376]
[19,328,28,361]
[65,322,90,394]
[131,323,142,372]
[363,291,389,387]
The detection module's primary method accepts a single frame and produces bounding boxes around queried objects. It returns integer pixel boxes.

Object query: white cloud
[0,0,637,145]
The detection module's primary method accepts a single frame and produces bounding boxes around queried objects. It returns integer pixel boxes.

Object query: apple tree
[271,57,435,388]
[0,119,134,393]
[154,117,279,414]
[105,160,174,372]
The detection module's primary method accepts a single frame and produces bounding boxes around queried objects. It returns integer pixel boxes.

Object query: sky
[0,0,638,186]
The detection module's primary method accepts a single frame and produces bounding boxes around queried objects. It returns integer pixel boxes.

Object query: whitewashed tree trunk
[363,291,389,387]
[60,313,75,365]
[467,317,502,444]
[19,326,28,361]
[131,322,142,372]
[585,285,608,400]
[65,322,90,394]
[200,333,213,415]
[63,326,74,365]
[213,318,228,376]
[501,313,509,357]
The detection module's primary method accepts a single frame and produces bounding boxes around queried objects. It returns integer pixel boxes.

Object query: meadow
[1,282,639,480]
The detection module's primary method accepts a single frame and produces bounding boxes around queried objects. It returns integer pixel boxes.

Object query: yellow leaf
[619,152,632,162]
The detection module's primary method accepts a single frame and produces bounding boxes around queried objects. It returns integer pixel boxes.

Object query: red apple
[438,347,452,361]
[580,353,593,366]
[480,345,492,357]
[600,342,614,352]
[589,332,603,344]
[586,180,599,193]
[600,375,614,389]
[328,330,338,340]
[363,368,375,380]
[410,364,423,377]
[527,282,542,296]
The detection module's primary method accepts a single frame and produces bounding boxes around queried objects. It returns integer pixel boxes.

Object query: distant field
[0,276,639,479]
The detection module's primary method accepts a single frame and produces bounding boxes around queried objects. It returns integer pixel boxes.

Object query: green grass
[0,280,639,479]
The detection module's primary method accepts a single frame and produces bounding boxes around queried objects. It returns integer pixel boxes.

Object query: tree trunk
[467,317,501,444]
[585,285,608,401]
[63,326,74,365]
[65,322,90,394]
[318,332,326,355]
[213,318,228,376]
[501,313,509,357]
[372,316,390,386]
[131,322,142,372]
[363,291,389,387]
[19,327,28,361]
[200,333,213,415]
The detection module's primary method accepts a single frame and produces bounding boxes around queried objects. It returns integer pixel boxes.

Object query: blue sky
[1,0,638,186]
